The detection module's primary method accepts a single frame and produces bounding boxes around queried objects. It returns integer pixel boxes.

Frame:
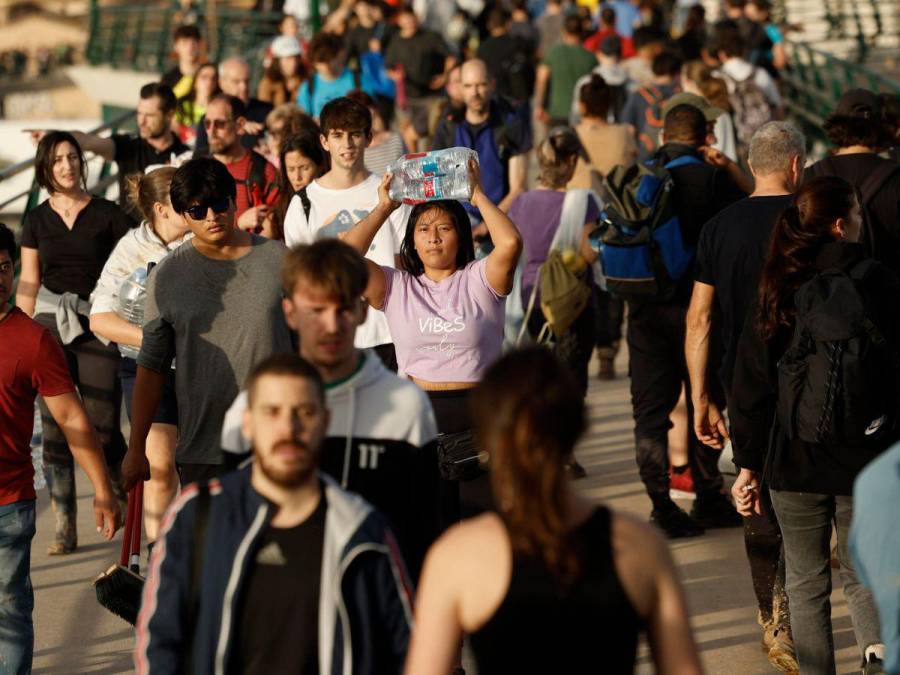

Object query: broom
[94,481,144,625]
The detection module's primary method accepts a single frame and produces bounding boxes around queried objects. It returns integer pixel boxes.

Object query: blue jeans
[0,500,36,674]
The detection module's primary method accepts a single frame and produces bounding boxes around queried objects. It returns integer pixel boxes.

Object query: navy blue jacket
[135,467,414,675]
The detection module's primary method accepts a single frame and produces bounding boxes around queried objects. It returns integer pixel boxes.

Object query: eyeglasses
[203,118,232,130]
[183,198,230,220]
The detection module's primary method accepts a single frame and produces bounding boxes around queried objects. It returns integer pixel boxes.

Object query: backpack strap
[857,161,900,206]
[186,483,212,675]
[295,186,312,221]
[663,155,704,170]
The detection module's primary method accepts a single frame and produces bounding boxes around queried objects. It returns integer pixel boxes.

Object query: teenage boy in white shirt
[284,96,409,369]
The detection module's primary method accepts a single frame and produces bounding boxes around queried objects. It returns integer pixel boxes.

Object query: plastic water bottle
[387,147,478,204]
[117,267,148,360]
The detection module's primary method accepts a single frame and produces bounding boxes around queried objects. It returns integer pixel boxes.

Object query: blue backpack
[597,155,701,301]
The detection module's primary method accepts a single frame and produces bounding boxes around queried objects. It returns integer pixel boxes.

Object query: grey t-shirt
[138,235,292,464]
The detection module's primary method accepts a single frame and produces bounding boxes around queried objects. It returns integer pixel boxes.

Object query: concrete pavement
[29,348,865,673]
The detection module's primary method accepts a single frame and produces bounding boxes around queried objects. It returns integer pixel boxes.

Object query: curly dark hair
[823,113,890,149]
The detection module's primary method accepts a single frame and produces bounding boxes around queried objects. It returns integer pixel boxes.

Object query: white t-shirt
[283,173,410,348]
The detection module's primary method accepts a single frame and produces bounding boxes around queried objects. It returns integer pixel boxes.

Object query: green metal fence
[780,40,900,133]
[85,1,290,82]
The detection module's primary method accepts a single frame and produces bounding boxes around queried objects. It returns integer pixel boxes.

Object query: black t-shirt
[112,133,190,216]
[234,493,327,675]
[384,30,450,99]
[21,198,135,299]
[694,194,792,390]
[652,143,746,304]
[476,34,536,104]
[346,23,397,63]
[804,154,900,276]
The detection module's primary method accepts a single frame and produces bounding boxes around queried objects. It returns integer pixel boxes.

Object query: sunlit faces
[320,128,371,171]
[204,98,242,155]
[50,141,82,191]
[181,197,235,244]
[219,61,251,103]
[137,96,172,141]
[193,63,219,99]
[283,279,366,370]
[413,207,460,271]
[243,374,329,488]
[460,62,492,116]
[284,150,319,192]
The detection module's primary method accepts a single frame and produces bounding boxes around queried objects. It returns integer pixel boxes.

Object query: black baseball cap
[835,88,883,118]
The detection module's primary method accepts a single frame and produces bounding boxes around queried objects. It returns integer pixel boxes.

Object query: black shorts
[120,357,178,426]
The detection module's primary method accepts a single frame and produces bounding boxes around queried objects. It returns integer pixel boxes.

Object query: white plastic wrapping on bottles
[117,267,148,360]
[387,147,478,204]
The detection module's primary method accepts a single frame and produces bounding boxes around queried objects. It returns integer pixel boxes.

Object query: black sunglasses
[183,198,230,220]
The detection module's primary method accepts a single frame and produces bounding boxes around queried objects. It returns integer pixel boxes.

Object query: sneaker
[650,502,705,538]
[863,652,885,674]
[690,491,742,529]
[669,466,696,500]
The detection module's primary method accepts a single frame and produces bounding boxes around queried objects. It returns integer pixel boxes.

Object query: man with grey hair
[685,120,805,673]
[194,56,272,154]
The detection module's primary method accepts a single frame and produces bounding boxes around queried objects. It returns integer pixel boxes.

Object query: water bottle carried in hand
[387,147,478,204]
[117,267,149,360]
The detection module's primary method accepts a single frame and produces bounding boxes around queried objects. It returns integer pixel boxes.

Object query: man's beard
[257,441,317,487]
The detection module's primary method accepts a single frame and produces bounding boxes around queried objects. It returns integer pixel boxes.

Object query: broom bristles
[94,563,145,625]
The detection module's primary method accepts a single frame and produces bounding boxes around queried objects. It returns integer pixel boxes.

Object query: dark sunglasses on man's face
[203,118,232,130]
[183,198,230,220]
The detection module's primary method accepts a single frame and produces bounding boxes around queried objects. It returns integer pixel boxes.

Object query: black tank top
[469,507,644,674]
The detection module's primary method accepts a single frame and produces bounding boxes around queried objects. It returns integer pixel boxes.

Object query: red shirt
[0,307,75,505]
[584,29,635,59]
[226,151,280,219]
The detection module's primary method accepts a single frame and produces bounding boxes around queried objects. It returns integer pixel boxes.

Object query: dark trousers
[595,288,624,352]
[34,315,125,471]
[427,390,493,530]
[177,462,227,487]
[626,301,724,497]
[528,299,596,399]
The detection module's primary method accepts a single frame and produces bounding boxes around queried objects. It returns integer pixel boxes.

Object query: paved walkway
[29,349,865,673]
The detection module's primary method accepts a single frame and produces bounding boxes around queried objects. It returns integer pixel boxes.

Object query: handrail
[0,109,136,214]
[780,40,900,145]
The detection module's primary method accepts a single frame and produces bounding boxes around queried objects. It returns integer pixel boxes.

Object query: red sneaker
[669,466,696,500]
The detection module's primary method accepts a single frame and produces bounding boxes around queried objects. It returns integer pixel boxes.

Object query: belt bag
[436,430,485,482]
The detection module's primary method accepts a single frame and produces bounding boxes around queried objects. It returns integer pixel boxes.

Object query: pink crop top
[380,258,506,383]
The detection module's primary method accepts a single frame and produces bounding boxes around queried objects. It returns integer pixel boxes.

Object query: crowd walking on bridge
[2,0,900,673]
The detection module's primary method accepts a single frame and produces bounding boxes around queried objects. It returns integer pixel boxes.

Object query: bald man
[194,57,273,155]
[433,59,531,224]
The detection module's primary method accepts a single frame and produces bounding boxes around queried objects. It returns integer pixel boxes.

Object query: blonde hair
[125,166,176,223]
[537,128,583,189]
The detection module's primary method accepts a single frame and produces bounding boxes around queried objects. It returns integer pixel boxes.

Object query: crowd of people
[2,0,900,673]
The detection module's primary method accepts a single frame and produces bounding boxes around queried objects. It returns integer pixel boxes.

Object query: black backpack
[776,259,899,446]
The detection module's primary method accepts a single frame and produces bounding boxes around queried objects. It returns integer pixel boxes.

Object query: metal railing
[0,110,136,217]
[85,1,289,78]
[780,40,900,132]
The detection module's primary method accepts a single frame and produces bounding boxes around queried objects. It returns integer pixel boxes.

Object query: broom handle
[119,484,137,567]
[129,481,144,566]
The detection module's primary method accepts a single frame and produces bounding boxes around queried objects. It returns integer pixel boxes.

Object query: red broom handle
[119,485,137,566]
[130,480,144,560]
